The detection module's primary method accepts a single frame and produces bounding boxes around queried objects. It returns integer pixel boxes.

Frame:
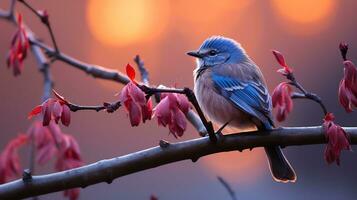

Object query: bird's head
[187,36,247,68]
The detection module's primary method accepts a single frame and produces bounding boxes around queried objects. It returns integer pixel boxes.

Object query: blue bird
[187,36,296,182]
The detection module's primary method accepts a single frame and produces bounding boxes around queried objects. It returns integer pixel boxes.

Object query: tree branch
[0,126,356,199]
[31,40,131,84]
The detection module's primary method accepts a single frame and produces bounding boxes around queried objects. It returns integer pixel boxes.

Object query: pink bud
[272,82,293,122]
[272,50,293,76]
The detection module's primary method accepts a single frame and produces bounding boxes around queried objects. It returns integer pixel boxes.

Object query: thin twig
[134,55,164,103]
[67,101,121,113]
[290,92,328,115]
[287,73,328,116]
[217,176,237,200]
[18,0,59,53]
[134,55,149,85]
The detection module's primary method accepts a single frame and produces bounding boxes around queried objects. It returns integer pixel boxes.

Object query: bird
[187,36,296,183]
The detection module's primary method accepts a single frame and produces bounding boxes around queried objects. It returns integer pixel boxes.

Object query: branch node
[159,140,170,148]
[191,157,199,162]
[22,169,32,183]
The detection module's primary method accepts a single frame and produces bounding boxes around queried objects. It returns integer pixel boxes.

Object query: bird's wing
[212,73,274,128]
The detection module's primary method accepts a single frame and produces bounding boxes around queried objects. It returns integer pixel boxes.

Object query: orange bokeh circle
[200,149,266,184]
[271,0,336,34]
[86,0,170,46]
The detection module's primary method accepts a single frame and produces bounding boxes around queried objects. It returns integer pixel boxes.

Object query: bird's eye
[209,50,218,56]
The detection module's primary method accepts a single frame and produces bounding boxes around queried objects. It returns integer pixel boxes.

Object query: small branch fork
[287,72,328,116]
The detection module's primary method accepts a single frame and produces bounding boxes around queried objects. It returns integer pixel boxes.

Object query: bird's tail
[264,146,296,183]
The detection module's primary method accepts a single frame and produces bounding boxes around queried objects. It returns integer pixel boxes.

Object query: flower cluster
[27,122,58,165]
[323,113,351,165]
[119,64,153,126]
[28,90,71,126]
[0,121,81,200]
[6,14,29,76]
[119,64,191,137]
[55,132,82,200]
[0,134,28,183]
[271,50,294,122]
[153,92,191,138]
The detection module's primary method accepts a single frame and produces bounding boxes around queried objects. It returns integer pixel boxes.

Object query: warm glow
[86,0,170,46]
[174,0,253,34]
[201,149,265,184]
[272,0,335,24]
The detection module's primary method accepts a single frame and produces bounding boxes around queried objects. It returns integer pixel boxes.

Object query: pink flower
[55,133,82,200]
[27,121,58,165]
[272,82,293,122]
[150,195,158,200]
[272,50,293,76]
[119,64,152,126]
[323,113,351,165]
[0,134,28,183]
[28,90,71,126]
[55,133,82,171]
[338,60,357,112]
[6,14,29,76]
[64,188,80,200]
[153,93,190,138]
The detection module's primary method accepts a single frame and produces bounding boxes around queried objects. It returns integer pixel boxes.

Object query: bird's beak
[187,51,203,58]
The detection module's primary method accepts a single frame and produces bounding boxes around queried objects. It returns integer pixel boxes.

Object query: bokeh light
[86,0,170,46]
[271,0,336,34]
[173,0,254,38]
[201,149,265,184]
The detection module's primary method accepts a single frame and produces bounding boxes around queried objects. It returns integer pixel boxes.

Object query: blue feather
[212,74,273,129]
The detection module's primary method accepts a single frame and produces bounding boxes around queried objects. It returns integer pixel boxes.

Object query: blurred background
[1,0,357,199]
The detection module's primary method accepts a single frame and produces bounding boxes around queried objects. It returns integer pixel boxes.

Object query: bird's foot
[215,121,230,137]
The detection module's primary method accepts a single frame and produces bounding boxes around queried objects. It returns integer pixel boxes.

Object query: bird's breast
[194,70,256,132]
